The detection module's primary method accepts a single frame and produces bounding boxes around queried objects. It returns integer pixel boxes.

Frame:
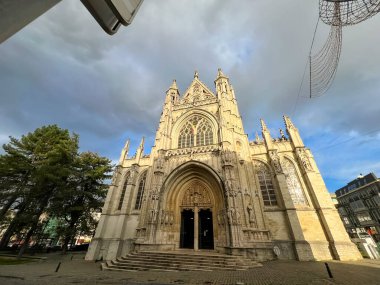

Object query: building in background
[335,173,380,242]
[86,70,361,262]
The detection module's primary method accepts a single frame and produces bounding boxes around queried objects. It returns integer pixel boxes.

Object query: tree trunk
[17,219,39,259]
[0,204,28,249]
[16,193,50,258]
[61,215,79,255]
[0,194,18,221]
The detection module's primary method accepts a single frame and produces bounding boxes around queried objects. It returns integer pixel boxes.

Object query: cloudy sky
[1,0,379,192]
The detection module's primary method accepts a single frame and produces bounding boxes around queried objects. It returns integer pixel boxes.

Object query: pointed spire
[283,115,304,148]
[255,131,261,143]
[283,115,295,129]
[215,67,229,80]
[260,119,273,150]
[166,79,180,104]
[138,136,145,151]
[217,68,224,77]
[118,138,130,165]
[169,79,178,90]
[260,119,268,132]
[194,70,199,79]
[135,137,145,164]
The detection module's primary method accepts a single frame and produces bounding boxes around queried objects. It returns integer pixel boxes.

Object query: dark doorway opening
[180,209,194,249]
[199,209,214,249]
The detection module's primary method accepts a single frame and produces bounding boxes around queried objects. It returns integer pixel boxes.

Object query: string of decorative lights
[319,0,380,26]
[309,1,342,98]
[308,0,380,98]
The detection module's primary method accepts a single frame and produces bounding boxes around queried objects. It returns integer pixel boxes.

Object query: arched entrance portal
[179,181,214,250]
[159,161,226,252]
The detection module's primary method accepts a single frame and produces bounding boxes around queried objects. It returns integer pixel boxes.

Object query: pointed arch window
[254,161,277,206]
[178,115,213,148]
[134,172,147,210]
[118,172,130,210]
[283,159,308,206]
[178,121,194,148]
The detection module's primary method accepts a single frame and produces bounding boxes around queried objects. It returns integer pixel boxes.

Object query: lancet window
[118,172,130,210]
[254,161,277,206]
[178,115,213,148]
[134,171,147,210]
[283,159,308,206]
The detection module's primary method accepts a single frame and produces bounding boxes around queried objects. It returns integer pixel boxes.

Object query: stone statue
[269,151,282,174]
[247,203,256,226]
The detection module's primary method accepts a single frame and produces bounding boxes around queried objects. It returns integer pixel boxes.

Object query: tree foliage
[0,125,112,256]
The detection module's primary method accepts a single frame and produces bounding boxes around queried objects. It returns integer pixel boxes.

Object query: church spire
[135,137,145,164]
[260,119,274,150]
[260,119,268,132]
[166,79,179,104]
[214,68,230,99]
[168,79,178,90]
[215,67,228,80]
[283,115,304,148]
[118,138,130,165]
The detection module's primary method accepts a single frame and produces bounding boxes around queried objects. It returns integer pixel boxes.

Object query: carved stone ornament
[247,203,257,227]
[225,179,237,197]
[166,145,219,157]
[181,182,212,208]
[129,164,138,180]
[269,150,283,174]
[221,150,235,166]
[296,148,313,172]
[226,207,241,225]
[217,210,225,226]
[148,209,159,223]
[154,156,164,173]
[159,210,174,226]
[150,185,160,200]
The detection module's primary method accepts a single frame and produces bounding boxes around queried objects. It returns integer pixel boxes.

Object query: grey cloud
[0,0,379,186]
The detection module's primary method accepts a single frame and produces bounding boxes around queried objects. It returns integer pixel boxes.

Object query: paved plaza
[0,253,379,285]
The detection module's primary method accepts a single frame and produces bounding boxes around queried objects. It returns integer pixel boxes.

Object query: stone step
[119,254,247,266]
[113,258,251,270]
[133,250,244,259]
[102,251,262,272]
[129,251,258,266]
[109,260,247,271]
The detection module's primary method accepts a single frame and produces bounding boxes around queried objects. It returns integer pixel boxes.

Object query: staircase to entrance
[102,251,262,272]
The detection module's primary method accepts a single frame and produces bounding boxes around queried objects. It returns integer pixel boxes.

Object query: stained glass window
[134,172,147,210]
[255,161,277,206]
[178,115,213,148]
[178,122,194,148]
[283,159,308,206]
[118,172,130,210]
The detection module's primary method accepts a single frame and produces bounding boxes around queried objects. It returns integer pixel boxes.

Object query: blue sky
[0,0,379,192]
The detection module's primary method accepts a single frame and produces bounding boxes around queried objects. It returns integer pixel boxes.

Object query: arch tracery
[177,115,214,148]
[282,158,308,206]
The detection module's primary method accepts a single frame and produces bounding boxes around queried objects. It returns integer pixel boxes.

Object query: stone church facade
[86,70,361,262]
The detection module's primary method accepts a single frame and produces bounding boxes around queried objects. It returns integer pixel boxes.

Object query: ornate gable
[180,73,215,104]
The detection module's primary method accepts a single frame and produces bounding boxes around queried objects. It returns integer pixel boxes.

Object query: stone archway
[157,161,226,251]
[179,180,214,250]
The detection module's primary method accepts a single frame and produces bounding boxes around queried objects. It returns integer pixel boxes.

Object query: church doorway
[180,209,194,249]
[179,208,214,250]
[199,209,214,249]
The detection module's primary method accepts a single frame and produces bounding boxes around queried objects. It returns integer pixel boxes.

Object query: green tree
[51,152,112,254]
[0,125,78,257]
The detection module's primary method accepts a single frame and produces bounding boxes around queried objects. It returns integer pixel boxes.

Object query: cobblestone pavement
[0,253,379,285]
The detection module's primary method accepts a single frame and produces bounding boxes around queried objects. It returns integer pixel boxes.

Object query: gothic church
[86,70,361,261]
